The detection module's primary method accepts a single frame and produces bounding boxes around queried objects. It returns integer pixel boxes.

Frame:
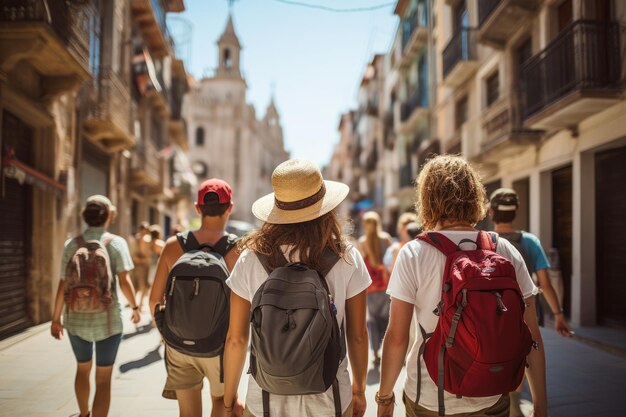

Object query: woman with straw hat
[223,159,371,417]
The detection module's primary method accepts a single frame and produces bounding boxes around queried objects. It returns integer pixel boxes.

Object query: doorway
[552,165,573,317]
[595,146,626,327]
[0,111,33,339]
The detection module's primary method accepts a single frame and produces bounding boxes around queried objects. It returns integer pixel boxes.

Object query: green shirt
[60,227,134,341]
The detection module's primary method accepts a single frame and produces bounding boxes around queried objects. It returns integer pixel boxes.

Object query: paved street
[0,306,623,417]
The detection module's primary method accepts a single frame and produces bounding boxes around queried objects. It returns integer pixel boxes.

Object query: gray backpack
[156,231,238,380]
[250,249,345,417]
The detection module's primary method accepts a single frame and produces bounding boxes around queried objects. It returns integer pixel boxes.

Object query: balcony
[399,87,428,133]
[521,20,623,130]
[0,0,91,95]
[133,48,170,116]
[478,0,540,49]
[82,69,135,153]
[130,0,170,58]
[442,28,479,88]
[399,10,428,68]
[131,139,162,188]
[478,97,542,162]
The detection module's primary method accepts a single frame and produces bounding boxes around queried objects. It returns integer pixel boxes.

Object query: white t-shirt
[387,231,538,414]
[226,246,372,416]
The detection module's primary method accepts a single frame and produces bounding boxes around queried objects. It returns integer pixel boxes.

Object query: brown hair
[362,211,383,266]
[415,155,487,231]
[82,205,109,227]
[492,210,516,224]
[239,210,349,271]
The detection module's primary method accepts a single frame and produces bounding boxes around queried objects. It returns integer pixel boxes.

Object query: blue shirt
[500,231,550,275]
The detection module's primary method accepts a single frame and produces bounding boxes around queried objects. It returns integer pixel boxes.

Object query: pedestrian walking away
[149,178,241,417]
[130,221,152,311]
[51,194,141,417]
[359,211,393,368]
[147,224,165,294]
[384,212,419,274]
[223,159,371,417]
[376,155,548,417]
[489,187,573,417]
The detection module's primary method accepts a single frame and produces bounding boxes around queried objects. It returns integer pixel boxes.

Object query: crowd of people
[50,155,572,417]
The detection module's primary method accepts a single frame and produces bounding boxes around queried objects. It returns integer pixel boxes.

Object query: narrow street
[0,305,624,417]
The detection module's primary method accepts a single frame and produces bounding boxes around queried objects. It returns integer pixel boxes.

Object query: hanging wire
[269,0,395,13]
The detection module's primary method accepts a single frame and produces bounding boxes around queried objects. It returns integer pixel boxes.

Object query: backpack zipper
[194,278,200,297]
[493,291,508,315]
[169,277,177,296]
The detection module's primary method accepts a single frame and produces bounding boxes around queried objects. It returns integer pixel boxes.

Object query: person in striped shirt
[51,195,140,417]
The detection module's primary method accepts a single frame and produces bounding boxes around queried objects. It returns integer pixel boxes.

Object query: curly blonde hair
[415,155,487,231]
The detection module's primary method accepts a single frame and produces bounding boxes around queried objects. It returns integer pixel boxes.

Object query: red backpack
[415,231,534,416]
[64,235,114,313]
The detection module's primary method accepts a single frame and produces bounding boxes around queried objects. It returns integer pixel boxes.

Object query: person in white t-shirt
[223,159,371,417]
[376,155,548,417]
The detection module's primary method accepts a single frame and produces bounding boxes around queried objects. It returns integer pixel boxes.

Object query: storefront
[0,111,33,339]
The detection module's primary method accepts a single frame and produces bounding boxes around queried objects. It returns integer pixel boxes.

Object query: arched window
[195,127,205,146]
[223,48,232,68]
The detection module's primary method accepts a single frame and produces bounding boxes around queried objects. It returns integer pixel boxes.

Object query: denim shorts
[68,333,123,367]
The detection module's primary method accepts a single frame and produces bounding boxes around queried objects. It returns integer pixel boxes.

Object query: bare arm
[118,271,140,323]
[536,269,573,337]
[345,289,369,417]
[149,237,179,316]
[223,292,249,416]
[377,297,413,417]
[50,279,66,339]
[523,296,548,417]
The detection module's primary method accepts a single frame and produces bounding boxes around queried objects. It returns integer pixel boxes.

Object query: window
[195,127,205,146]
[223,49,232,68]
[455,96,468,130]
[486,72,499,107]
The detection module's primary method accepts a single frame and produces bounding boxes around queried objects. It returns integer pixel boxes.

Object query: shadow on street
[122,323,154,341]
[119,345,163,373]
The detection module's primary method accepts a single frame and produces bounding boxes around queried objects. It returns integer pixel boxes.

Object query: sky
[171,0,398,167]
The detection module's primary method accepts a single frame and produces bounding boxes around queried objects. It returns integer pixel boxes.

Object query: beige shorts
[163,345,224,399]
[244,402,353,417]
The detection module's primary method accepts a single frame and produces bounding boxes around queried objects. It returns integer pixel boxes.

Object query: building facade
[184,16,289,224]
[434,0,626,327]
[327,0,626,328]
[0,0,193,339]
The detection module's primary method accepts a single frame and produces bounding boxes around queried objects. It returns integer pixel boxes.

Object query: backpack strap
[415,324,434,407]
[476,231,496,251]
[319,248,341,277]
[176,230,199,252]
[212,233,239,257]
[416,232,458,256]
[177,231,238,256]
[262,390,270,417]
[256,251,289,275]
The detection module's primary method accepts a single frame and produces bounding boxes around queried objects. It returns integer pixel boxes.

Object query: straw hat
[252,159,349,224]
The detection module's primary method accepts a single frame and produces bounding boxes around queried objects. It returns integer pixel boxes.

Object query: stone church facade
[184,16,289,223]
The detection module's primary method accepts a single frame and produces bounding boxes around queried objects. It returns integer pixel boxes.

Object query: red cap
[197,178,232,205]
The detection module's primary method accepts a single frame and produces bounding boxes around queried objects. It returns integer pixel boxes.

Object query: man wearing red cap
[150,179,243,417]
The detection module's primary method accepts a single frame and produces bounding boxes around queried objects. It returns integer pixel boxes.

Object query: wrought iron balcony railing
[442,28,478,79]
[521,20,621,120]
